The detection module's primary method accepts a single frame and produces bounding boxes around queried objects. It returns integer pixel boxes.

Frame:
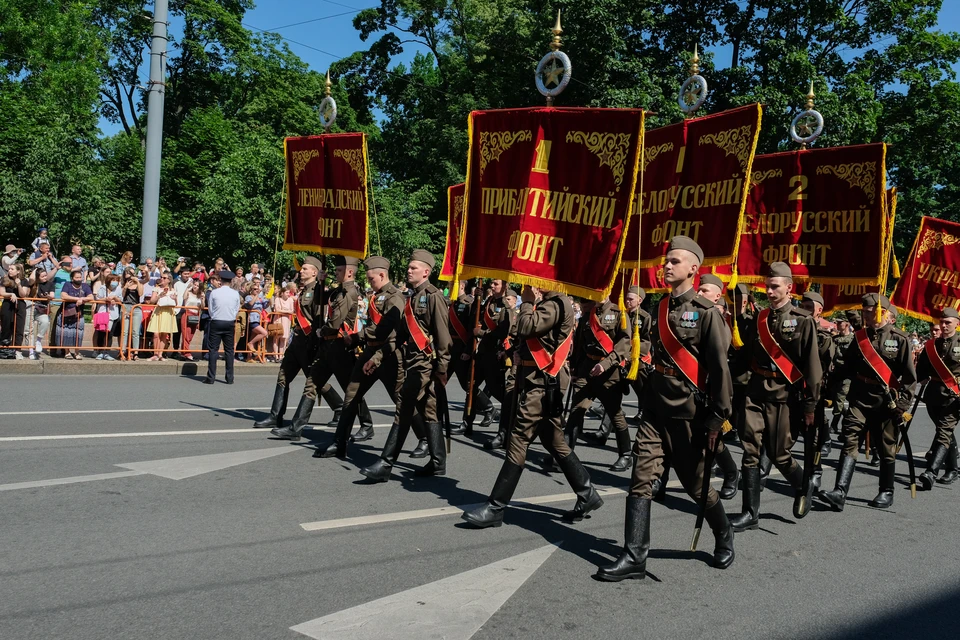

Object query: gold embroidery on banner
[750,168,783,186]
[917,228,960,257]
[479,130,533,177]
[453,194,465,218]
[566,131,632,190]
[641,142,674,172]
[333,148,365,181]
[698,125,754,173]
[816,162,877,204]
[292,149,319,184]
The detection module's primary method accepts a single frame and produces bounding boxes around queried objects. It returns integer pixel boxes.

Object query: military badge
[782,319,797,333]
[378,295,385,303]
[680,311,699,328]
[883,339,898,353]
[952,346,960,357]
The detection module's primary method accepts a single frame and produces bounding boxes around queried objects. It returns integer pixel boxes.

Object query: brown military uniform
[274,280,323,396]
[306,280,363,399]
[566,300,631,451]
[448,293,477,392]
[628,306,653,408]
[476,294,512,402]
[630,288,732,509]
[916,332,960,449]
[729,311,754,438]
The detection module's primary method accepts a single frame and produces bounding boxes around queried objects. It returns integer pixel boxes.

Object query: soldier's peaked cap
[303,256,325,272]
[410,249,435,269]
[802,291,824,306]
[942,307,960,319]
[334,255,359,267]
[628,285,645,299]
[699,274,724,289]
[364,256,390,271]
[861,292,891,310]
[768,262,793,279]
[666,235,703,263]
[505,288,520,298]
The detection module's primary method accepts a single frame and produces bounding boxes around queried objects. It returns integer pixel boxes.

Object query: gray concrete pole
[139,0,169,262]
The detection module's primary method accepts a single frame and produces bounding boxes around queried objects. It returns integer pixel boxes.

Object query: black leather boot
[868,460,895,508]
[314,400,358,459]
[729,467,760,532]
[652,464,670,502]
[350,400,374,441]
[254,384,287,429]
[583,413,613,447]
[484,429,506,450]
[820,454,855,512]
[704,501,735,569]
[485,396,511,450]
[409,414,429,458]
[461,461,523,528]
[271,396,314,441]
[557,452,604,522]
[869,449,881,467]
[321,385,343,428]
[716,445,740,501]
[919,444,948,490]
[819,419,832,457]
[610,428,633,472]
[759,449,773,489]
[415,422,447,476]
[359,422,408,482]
[594,497,650,581]
[350,423,374,443]
[939,436,959,485]
[812,462,823,492]
[410,439,429,458]
[785,465,812,519]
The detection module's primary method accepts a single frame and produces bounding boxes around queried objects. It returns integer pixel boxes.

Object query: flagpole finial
[790,79,824,148]
[690,44,700,76]
[805,80,815,110]
[325,70,332,98]
[535,9,572,106]
[319,70,337,131]
[551,10,562,51]
[678,44,708,116]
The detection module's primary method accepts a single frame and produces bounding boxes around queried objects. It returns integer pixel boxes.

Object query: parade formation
[246,15,960,584]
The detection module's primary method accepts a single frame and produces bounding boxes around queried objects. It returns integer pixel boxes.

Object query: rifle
[894,384,925,499]
[691,422,728,552]
[464,286,482,420]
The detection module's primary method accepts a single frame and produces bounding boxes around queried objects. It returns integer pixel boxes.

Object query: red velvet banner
[457,107,645,301]
[439,183,465,281]
[890,215,960,323]
[283,133,369,259]
[736,143,887,283]
[622,104,762,268]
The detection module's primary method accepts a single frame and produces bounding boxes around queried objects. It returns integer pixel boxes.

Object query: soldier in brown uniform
[254,257,373,438]
[271,256,373,441]
[448,280,495,435]
[474,280,515,450]
[798,292,836,491]
[729,262,822,532]
[595,236,734,581]
[819,293,917,510]
[461,285,604,528]
[313,256,427,458]
[564,296,633,471]
[360,250,453,481]
[913,307,960,488]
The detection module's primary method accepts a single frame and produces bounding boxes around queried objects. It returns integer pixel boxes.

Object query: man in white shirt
[204,270,242,384]
[172,268,193,355]
[245,263,261,282]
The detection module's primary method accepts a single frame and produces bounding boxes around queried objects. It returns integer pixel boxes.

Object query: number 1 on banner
[532,139,552,174]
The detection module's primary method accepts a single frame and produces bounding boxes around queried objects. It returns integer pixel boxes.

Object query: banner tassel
[292,255,301,271]
[627,320,641,381]
[729,267,744,349]
[892,254,901,279]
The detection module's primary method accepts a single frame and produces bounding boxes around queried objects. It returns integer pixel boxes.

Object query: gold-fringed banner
[439,183,465,281]
[889,213,960,323]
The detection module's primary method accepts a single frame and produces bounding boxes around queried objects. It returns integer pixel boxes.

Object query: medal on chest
[679,311,698,329]
[782,318,797,333]
[883,339,898,354]
[417,294,428,313]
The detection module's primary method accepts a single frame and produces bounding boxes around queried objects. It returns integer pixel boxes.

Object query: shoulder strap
[448,304,469,342]
[293,297,312,335]
[524,298,572,376]
[405,298,431,353]
[368,294,382,325]
[657,297,705,391]
[925,339,959,396]
[756,308,803,384]
[856,328,901,390]
[588,308,615,354]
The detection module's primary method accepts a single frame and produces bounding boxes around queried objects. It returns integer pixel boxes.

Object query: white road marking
[0,470,146,492]
[0,424,395,442]
[290,544,559,640]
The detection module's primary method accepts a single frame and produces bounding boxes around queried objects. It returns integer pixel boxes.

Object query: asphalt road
[1,373,958,639]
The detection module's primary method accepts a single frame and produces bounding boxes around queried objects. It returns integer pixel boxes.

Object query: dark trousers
[206,320,236,383]
[172,309,186,350]
[0,301,26,346]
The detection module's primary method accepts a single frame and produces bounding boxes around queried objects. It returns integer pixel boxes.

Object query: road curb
[0,359,279,376]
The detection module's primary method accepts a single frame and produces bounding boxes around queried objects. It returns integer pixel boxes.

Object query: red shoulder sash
[856,328,901,390]
[448,304,469,342]
[756,308,803,384]
[925,339,959,396]
[588,309,615,354]
[405,298,431,353]
[368,295,382,325]
[657,297,705,391]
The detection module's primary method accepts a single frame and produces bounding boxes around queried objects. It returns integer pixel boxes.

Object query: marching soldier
[360,250,452,481]
[914,307,960,488]
[448,280,495,435]
[253,258,372,438]
[461,284,604,528]
[730,262,822,533]
[595,236,734,581]
[799,292,836,491]
[729,284,754,441]
[829,316,856,435]
[474,280,515,450]
[271,256,373,441]
[564,295,633,471]
[313,256,428,458]
[819,293,917,510]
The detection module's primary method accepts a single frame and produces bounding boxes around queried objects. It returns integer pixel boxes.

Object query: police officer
[914,307,960,488]
[730,262,822,533]
[271,256,372,441]
[448,280,495,435]
[819,293,916,510]
[462,284,603,528]
[360,250,452,481]
[595,236,734,581]
[799,292,835,491]
[564,295,633,471]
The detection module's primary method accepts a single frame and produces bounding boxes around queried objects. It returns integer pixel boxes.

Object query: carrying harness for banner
[293,299,313,335]
[524,300,573,377]
[588,308,625,367]
[404,298,432,355]
[924,339,960,396]
[755,308,804,384]
[656,297,706,391]
[368,295,382,326]
[449,305,469,343]
[856,328,901,390]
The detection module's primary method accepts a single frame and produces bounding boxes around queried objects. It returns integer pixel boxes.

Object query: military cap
[733,283,750,296]
[845,310,860,322]
[410,249,435,269]
[303,256,325,272]
[699,274,724,290]
[802,291,824,306]
[505,288,520,299]
[627,285,640,296]
[217,270,236,281]
[861,292,891,310]
[942,307,960,320]
[334,255,359,267]
[768,262,793,279]
[364,256,390,271]
[888,306,899,320]
[666,235,704,263]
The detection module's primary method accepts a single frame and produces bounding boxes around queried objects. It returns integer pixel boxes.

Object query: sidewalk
[0,357,278,376]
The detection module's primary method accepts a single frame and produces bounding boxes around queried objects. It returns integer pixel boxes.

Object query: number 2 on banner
[788,175,808,201]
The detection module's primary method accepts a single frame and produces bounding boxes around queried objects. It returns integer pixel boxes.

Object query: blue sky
[99,0,960,136]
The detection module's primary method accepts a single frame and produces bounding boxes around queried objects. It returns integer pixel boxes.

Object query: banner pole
[272,168,287,281]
